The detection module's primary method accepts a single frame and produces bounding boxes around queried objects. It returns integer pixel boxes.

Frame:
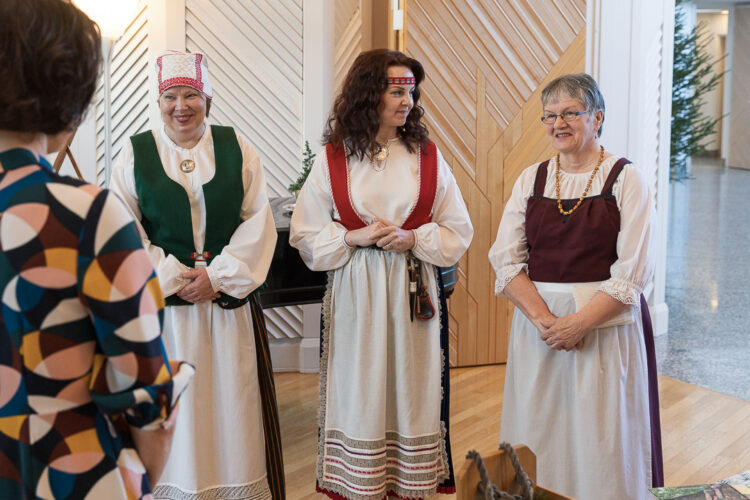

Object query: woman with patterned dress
[0,1,194,498]
[290,49,473,500]
[488,73,664,500]
[110,50,284,499]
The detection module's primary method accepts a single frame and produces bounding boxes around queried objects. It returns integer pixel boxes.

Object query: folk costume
[0,148,194,499]
[290,140,473,500]
[489,156,664,500]
[110,51,283,500]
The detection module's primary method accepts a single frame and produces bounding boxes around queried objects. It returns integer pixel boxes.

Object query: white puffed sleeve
[205,133,277,298]
[110,138,190,297]
[488,164,538,295]
[599,164,656,304]
[410,148,473,267]
[289,151,355,271]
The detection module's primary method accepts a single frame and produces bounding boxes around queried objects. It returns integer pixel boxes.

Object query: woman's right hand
[344,220,389,247]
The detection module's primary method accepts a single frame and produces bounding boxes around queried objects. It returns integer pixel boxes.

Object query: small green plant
[671,0,726,180]
[288,140,316,194]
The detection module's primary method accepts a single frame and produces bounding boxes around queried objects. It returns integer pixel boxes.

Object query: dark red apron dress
[525,158,664,487]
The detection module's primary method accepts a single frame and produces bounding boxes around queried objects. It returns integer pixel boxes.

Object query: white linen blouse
[289,141,473,271]
[110,123,277,299]
[488,155,656,304]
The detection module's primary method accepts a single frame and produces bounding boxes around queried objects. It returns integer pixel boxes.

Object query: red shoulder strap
[326,142,366,230]
[402,141,438,230]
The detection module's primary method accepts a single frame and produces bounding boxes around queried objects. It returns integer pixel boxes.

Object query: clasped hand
[344,218,415,252]
[177,268,220,304]
[539,313,586,351]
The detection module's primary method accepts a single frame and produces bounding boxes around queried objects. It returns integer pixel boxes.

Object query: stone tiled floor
[655,157,750,401]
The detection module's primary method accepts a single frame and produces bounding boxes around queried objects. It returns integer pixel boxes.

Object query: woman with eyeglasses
[290,49,473,499]
[488,73,663,500]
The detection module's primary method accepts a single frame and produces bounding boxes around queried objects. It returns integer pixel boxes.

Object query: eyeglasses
[540,110,590,124]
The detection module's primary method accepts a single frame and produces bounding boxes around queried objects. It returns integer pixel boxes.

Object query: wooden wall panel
[729,6,750,169]
[407,1,586,366]
[185,0,303,197]
[185,0,305,342]
[334,0,363,93]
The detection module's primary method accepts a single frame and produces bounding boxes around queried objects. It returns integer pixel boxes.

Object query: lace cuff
[599,277,641,305]
[494,264,528,295]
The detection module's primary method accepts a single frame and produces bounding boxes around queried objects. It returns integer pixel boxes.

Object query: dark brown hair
[323,49,429,159]
[0,0,102,134]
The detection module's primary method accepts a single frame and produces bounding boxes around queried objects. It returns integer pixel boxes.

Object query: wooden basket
[456,444,575,500]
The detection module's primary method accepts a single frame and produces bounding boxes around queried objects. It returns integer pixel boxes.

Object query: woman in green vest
[110,50,284,499]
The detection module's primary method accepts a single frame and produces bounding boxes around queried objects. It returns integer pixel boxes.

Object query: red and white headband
[156,50,213,98]
[387,76,416,85]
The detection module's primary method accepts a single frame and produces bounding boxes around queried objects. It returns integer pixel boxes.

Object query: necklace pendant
[371,158,386,172]
[180,159,195,173]
[374,148,388,162]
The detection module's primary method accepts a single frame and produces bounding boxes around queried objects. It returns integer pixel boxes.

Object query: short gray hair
[541,73,605,137]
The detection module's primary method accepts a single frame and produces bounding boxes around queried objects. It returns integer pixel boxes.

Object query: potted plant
[288,140,316,198]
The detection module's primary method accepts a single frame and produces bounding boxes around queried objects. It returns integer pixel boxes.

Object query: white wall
[62,0,346,372]
[697,11,729,153]
[587,0,675,336]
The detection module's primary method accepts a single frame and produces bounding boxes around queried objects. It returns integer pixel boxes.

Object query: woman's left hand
[178,268,220,303]
[373,219,415,252]
[541,313,586,351]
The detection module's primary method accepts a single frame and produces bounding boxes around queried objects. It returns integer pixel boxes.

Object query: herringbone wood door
[405,1,587,366]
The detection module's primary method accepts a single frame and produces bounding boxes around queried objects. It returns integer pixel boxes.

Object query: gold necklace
[371,138,398,170]
[555,145,605,216]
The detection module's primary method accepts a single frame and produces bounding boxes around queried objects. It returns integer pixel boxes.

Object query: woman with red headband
[290,49,473,500]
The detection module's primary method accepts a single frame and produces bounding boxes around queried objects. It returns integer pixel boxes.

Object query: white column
[721,6,735,163]
[267,0,336,373]
[587,0,675,336]
[60,109,97,183]
[303,0,334,148]
[146,0,186,129]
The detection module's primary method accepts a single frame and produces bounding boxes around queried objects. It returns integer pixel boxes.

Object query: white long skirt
[152,302,271,500]
[500,282,652,500]
[317,248,450,500]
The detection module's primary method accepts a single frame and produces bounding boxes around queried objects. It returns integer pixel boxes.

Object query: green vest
[131,125,244,306]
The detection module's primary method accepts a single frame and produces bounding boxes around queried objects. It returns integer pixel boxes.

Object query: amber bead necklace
[555,145,605,216]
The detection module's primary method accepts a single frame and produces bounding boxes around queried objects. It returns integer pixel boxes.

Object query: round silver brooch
[180,159,195,173]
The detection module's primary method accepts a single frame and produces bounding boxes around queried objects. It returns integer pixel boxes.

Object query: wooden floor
[276,366,750,499]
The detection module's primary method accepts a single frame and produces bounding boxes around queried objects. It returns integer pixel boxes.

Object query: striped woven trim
[152,478,271,500]
[319,428,447,499]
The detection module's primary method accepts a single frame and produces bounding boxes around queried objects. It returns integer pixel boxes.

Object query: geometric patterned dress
[0,148,194,499]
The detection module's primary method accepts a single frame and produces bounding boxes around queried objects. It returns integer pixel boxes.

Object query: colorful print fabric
[0,149,194,499]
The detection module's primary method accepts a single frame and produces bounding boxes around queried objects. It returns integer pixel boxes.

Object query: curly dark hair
[323,49,430,160]
[0,0,102,134]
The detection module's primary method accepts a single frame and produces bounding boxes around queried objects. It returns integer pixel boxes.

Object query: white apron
[500,281,652,500]
[317,248,450,499]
